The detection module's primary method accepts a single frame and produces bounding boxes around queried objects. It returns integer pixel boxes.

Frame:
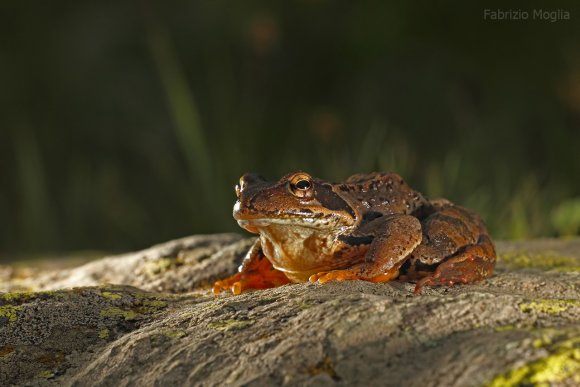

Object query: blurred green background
[1,2,580,260]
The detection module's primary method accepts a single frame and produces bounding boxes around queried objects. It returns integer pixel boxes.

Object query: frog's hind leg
[413,234,496,294]
[409,202,483,266]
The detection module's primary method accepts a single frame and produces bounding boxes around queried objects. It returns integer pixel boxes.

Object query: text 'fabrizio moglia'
[483,9,570,22]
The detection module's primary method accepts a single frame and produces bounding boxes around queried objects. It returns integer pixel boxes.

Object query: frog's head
[233,171,356,233]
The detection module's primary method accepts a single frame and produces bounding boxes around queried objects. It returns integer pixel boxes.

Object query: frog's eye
[295,179,311,190]
[289,174,313,198]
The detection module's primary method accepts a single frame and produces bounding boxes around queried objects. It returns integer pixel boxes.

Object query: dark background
[1,2,580,260]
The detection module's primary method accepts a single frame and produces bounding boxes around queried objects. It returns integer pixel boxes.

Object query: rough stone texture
[1,235,579,386]
[0,234,249,294]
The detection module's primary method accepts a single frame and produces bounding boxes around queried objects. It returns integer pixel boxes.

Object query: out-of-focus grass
[145,10,229,230]
[11,128,57,251]
[0,2,579,258]
[3,121,577,259]
[551,198,580,237]
[146,14,211,192]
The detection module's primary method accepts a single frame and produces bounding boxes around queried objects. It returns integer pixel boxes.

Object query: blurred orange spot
[309,110,342,142]
[247,13,279,55]
[558,68,580,113]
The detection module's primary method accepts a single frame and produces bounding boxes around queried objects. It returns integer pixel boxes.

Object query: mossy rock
[0,235,579,386]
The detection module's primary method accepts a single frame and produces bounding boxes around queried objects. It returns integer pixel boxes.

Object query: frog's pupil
[296,180,310,190]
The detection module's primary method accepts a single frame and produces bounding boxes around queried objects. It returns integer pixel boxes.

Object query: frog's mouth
[236,219,265,233]
[236,217,349,234]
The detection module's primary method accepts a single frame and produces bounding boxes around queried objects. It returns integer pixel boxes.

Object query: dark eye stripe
[315,184,356,218]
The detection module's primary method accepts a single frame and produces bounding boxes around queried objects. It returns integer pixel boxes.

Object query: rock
[1,235,579,386]
[0,234,249,294]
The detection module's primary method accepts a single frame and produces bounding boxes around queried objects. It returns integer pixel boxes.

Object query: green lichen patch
[141,299,167,308]
[0,290,59,305]
[161,329,187,339]
[488,348,580,386]
[149,329,187,345]
[133,299,168,315]
[98,328,110,339]
[99,307,138,321]
[530,329,580,350]
[101,291,122,300]
[487,329,580,386]
[519,299,580,315]
[38,370,55,379]
[499,251,580,272]
[209,319,254,332]
[0,305,22,322]
[142,257,181,278]
[98,290,169,321]
[1,291,33,302]
[148,329,188,346]
[129,290,170,310]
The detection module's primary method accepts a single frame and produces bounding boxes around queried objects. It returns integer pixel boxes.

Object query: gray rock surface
[1,235,580,386]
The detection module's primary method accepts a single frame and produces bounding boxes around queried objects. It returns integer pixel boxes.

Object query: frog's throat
[253,224,363,282]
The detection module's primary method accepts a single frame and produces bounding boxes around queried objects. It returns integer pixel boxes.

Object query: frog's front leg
[309,215,422,284]
[212,239,290,295]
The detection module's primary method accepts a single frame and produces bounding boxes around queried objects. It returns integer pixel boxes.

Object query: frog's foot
[213,272,243,295]
[309,266,400,284]
[413,238,495,294]
[309,269,360,284]
[212,257,290,295]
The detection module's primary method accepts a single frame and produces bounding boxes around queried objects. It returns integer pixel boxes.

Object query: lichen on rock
[487,327,580,386]
[0,305,21,323]
[0,235,579,386]
[519,299,580,315]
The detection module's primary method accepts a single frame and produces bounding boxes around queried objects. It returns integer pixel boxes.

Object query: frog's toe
[212,284,222,295]
[212,280,229,295]
[308,272,335,283]
[231,281,243,295]
[310,270,360,284]
[413,277,433,294]
[214,267,291,295]
[212,279,246,295]
[212,273,243,295]
[308,273,322,282]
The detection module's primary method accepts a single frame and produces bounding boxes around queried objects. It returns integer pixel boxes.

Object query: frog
[212,171,496,295]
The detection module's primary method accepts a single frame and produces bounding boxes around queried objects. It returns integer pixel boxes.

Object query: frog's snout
[237,173,266,196]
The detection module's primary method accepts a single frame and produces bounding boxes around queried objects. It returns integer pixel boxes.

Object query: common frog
[213,171,496,295]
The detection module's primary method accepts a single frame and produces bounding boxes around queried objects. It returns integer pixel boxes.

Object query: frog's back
[336,172,428,216]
